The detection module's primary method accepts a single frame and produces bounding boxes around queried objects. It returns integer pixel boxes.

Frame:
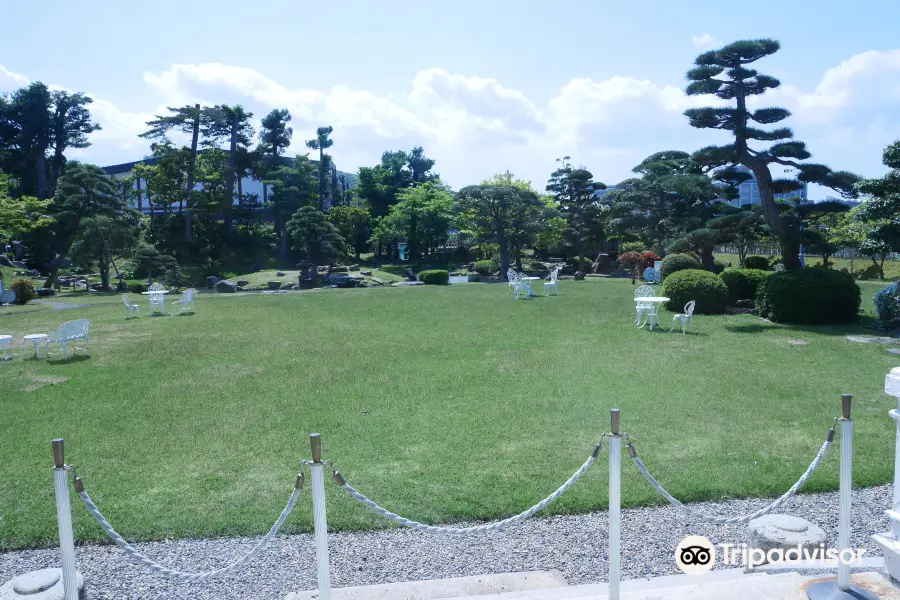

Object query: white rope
[631,439,831,524]
[339,453,596,534]
[78,486,300,581]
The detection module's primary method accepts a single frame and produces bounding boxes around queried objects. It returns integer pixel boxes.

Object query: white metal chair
[634,284,656,327]
[148,282,166,314]
[46,319,90,361]
[671,300,696,335]
[172,288,197,313]
[122,294,140,318]
[642,267,659,284]
[511,270,533,299]
[544,267,560,296]
[507,269,520,295]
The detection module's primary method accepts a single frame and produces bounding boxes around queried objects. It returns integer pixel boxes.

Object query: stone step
[284,571,568,600]
[873,532,900,581]
[885,509,900,538]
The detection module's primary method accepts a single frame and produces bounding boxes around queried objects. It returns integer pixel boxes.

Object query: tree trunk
[136,176,143,212]
[184,104,199,243]
[280,227,290,260]
[497,223,509,280]
[43,216,81,288]
[51,147,64,195]
[700,247,715,271]
[36,153,48,201]
[225,112,238,235]
[99,254,111,291]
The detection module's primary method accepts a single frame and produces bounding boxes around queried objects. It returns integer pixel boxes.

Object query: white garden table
[23,333,47,359]
[520,276,541,297]
[634,296,669,330]
[142,290,170,314]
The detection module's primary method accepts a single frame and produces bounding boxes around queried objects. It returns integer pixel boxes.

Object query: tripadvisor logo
[675,536,869,574]
[675,536,715,575]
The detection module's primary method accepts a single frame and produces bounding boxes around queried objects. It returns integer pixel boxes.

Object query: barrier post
[807,395,879,600]
[310,433,331,600]
[609,409,621,600]
[52,439,79,600]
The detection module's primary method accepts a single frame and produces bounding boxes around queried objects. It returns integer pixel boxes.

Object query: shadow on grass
[724,314,882,337]
[148,313,173,318]
[175,311,196,317]
[47,354,92,365]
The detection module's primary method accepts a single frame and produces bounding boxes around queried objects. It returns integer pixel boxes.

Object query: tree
[134,247,177,285]
[546,158,607,272]
[270,155,318,259]
[0,170,53,241]
[855,140,900,276]
[382,183,454,259]
[684,39,859,269]
[203,104,254,233]
[49,91,101,194]
[455,183,544,279]
[327,206,373,261]
[257,109,293,206]
[43,162,123,287]
[287,206,347,265]
[408,146,438,183]
[140,104,208,242]
[70,213,140,290]
[0,82,53,199]
[306,126,334,210]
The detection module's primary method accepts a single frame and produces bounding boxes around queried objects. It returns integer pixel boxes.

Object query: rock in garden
[276,271,286,277]
[747,514,826,563]
[467,273,481,282]
[349,264,359,271]
[734,299,755,309]
[361,270,373,276]
[0,568,85,599]
[404,268,417,281]
[282,282,296,290]
[215,280,236,293]
[888,348,900,355]
[236,280,249,287]
[267,281,281,290]
[205,276,220,288]
[574,270,585,280]
[392,281,424,286]
[36,288,55,297]
[788,339,808,346]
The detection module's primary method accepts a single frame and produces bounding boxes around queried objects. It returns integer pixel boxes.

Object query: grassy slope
[0,279,896,550]
[715,252,900,280]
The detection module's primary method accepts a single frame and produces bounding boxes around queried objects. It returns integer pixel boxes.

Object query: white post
[609,409,621,600]
[52,439,78,600]
[887,367,900,537]
[310,433,331,600]
[838,395,852,591]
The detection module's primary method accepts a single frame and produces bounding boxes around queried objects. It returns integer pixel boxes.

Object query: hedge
[418,270,450,285]
[662,269,728,314]
[473,260,493,276]
[660,253,701,280]
[756,268,860,324]
[719,269,770,304]
[743,256,770,270]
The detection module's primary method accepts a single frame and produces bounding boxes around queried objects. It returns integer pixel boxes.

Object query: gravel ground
[0,485,891,600]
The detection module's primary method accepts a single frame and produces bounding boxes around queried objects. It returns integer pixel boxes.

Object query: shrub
[620,241,645,253]
[618,251,643,270]
[129,283,148,293]
[662,269,728,314]
[525,261,549,275]
[641,251,661,271]
[874,282,900,328]
[712,260,726,274]
[473,260,493,276]
[743,256,770,270]
[757,268,861,324]
[11,279,36,305]
[678,251,701,263]
[418,270,450,285]
[660,253,701,280]
[719,269,770,304]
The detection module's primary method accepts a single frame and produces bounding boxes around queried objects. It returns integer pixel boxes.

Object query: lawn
[715,252,900,280]
[0,277,897,551]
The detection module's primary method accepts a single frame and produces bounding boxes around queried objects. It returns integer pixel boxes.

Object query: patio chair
[46,319,90,361]
[172,288,197,313]
[634,284,656,327]
[510,269,533,299]
[122,294,140,318]
[148,282,166,314]
[544,267,560,296]
[671,300,696,335]
[507,269,520,295]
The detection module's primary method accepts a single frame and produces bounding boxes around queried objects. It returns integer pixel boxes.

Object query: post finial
[610,408,620,435]
[310,433,322,463]
[841,394,852,420]
[51,439,65,468]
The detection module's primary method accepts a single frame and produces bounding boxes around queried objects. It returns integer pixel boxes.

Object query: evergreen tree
[546,158,607,272]
[306,126,334,210]
[287,206,347,265]
[257,109,293,205]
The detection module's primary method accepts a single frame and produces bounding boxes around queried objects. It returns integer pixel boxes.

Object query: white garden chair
[46,319,90,361]
[634,284,656,327]
[671,300,696,335]
[544,267,560,296]
[148,282,166,314]
[511,270,533,299]
[172,288,197,313]
[507,269,520,295]
[122,294,140,318]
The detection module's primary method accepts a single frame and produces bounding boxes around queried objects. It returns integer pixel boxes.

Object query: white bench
[46,319,90,361]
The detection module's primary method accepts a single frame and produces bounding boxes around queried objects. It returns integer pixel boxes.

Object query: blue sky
[1,0,898,196]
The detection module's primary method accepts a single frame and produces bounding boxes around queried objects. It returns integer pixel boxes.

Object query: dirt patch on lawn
[23,375,70,392]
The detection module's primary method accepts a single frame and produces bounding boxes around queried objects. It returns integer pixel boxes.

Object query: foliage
[287,206,347,265]
[328,206,373,260]
[418,270,450,285]
[473,260,494,275]
[662,269,728,314]
[719,268,770,303]
[306,125,334,209]
[660,253,701,280]
[617,252,643,270]
[853,140,900,278]
[134,247,177,281]
[874,283,900,328]
[0,171,53,240]
[11,279,36,305]
[641,251,661,271]
[128,283,148,294]
[712,259,726,274]
[546,158,606,271]
[376,183,454,259]
[684,39,859,269]
[743,256,770,270]
[756,268,861,324]
[620,241,645,253]
[355,147,440,218]
[70,213,141,289]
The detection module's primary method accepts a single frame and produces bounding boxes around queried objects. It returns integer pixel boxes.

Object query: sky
[1,0,898,198]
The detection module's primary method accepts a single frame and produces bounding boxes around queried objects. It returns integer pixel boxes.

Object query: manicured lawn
[0,278,896,550]
[715,252,900,280]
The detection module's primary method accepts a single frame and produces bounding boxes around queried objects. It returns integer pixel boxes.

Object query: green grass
[0,278,896,550]
[221,268,403,288]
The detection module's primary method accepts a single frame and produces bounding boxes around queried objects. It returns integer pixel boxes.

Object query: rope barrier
[629,427,834,525]
[76,476,303,582]
[335,444,601,534]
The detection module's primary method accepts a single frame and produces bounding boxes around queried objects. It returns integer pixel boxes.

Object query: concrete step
[885,509,900,538]
[284,571,568,600]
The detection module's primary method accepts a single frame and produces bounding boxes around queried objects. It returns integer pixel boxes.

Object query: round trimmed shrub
[129,282,148,293]
[418,270,450,285]
[662,269,728,314]
[875,282,900,328]
[756,268,861,324]
[11,279,36,305]
[660,253,701,280]
[743,256,770,270]
[719,269,770,304]
[473,260,493,276]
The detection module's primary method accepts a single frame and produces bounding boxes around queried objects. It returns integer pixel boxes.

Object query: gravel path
[0,485,890,600]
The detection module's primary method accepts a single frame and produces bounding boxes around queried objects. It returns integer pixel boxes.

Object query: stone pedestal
[747,514,826,562]
[0,569,85,599]
[872,366,900,581]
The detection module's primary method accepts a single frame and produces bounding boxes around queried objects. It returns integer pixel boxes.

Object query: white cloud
[1,48,898,189]
[692,33,723,49]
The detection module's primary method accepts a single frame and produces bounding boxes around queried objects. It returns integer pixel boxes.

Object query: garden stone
[468,273,481,282]
[235,286,243,291]
[888,349,900,355]
[282,282,295,290]
[404,268,417,281]
[392,281,424,286]
[215,280,236,293]
[788,339,808,345]
[361,270,373,276]
[574,270,585,281]
[846,335,899,344]
[205,276,220,288]
[747,514,826,563]
[267,281,281,290]
[36,288,55,297]
[0,568,85,599]
[349,264,359,271]
[734,299,755,309]
[236,280,249,286]
[276,271,286,277]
